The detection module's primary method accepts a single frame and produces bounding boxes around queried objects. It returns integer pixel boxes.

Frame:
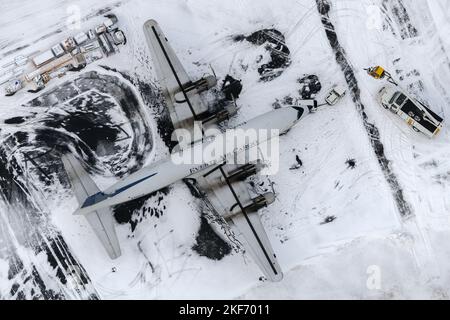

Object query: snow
[1,0,450,299]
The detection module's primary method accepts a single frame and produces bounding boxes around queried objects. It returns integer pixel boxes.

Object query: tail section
[61,154,122,259]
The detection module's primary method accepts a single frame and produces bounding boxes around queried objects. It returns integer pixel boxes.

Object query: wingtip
[143,19,159,29]
[272,271,284,282]
[108,248,122,260]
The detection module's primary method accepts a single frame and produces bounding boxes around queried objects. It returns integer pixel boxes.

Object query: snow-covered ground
[0,0,450,299]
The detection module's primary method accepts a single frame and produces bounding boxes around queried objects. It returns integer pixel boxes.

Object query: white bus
[378,85,443,138]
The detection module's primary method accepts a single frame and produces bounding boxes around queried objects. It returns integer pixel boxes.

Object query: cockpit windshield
[389,92,399,105]
[395,93,407,106]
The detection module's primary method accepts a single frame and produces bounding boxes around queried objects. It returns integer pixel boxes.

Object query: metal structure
[1,14,126,96]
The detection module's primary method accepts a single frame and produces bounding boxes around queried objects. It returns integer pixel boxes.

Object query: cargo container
[26,53,73,81]
[4,79,23,96]
[98,33,114,56]
[51,44,65,57]
[74,32,89,45]
[87,29,96,40]
[61,37,76,51]
[32,50,56,67]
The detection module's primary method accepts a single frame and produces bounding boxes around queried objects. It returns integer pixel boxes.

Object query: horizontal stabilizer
[61,154,121,259]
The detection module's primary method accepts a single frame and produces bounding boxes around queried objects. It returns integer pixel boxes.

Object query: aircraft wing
[143,19,211,145]
[193,162,283,281]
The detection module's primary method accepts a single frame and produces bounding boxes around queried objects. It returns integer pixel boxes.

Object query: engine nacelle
[174,75,217,104]
[245,193,276,212]
[185,75,217,94]
[226,163,259,182]
[226,192,276,219]
[201,101,238,125]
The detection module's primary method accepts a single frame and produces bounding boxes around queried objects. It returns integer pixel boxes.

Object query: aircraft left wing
[143,19,215,146]
[193,162,283,281]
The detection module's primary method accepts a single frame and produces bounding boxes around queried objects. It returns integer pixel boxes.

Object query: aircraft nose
[290,106,305,120]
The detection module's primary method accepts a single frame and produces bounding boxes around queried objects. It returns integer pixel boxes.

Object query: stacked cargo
[1,14,127,96]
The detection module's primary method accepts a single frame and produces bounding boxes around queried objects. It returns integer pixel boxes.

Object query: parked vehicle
[112,30,126,45]
[4,79,23,96]
[378,85,443,137]
[325,85,346,105]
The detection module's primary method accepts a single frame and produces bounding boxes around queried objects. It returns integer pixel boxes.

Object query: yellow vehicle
[365,66,397,85]
[367,66,386,79]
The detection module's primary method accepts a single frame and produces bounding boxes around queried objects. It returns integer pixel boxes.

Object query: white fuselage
[75,106,308,215]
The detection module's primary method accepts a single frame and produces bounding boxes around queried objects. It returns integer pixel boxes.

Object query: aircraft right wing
[193,161,283,281]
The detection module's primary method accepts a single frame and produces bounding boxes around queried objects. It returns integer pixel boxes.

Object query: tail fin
[62,154,122,259]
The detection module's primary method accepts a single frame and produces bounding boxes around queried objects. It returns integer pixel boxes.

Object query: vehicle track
[315,0,413,218]
[0,70,154,299]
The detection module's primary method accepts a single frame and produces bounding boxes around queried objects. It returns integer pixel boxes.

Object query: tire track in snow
[315,0,413,218]
[0,1,123,59]
[0,158,99,299]
[382,0,418,40]
[0,70,155,299]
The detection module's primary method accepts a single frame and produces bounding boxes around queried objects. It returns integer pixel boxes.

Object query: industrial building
[2,14,126,96]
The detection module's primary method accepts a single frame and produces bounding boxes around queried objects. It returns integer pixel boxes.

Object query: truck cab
[378,85,443,138]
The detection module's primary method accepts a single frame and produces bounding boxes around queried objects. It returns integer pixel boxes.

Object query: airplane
[61,19,319,281]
